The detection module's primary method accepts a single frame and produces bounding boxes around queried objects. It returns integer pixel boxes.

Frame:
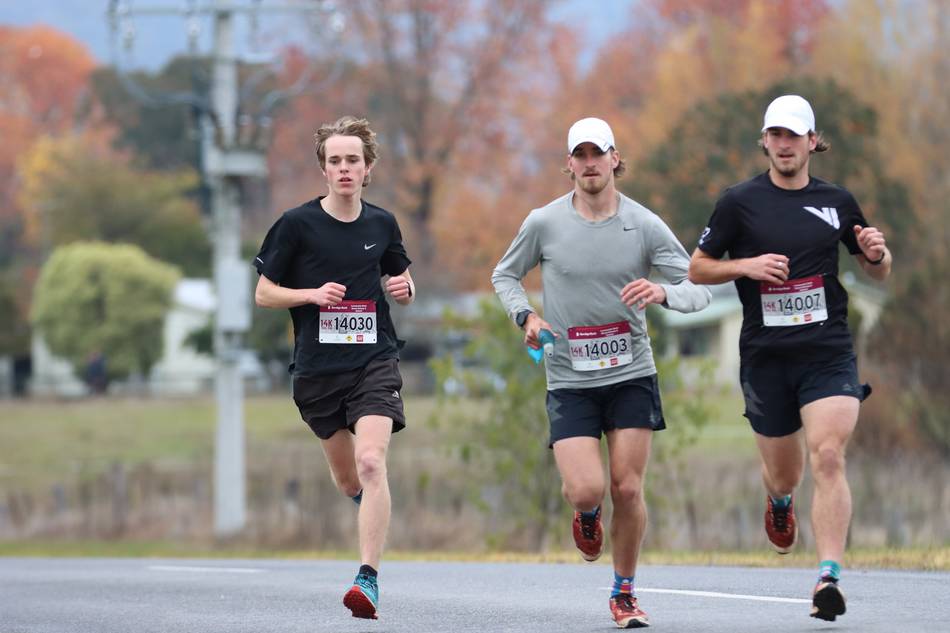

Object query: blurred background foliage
[0,0,947,549]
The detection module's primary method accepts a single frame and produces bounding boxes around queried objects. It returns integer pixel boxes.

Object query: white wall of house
[30,279,228,397]
[149,279,217,395]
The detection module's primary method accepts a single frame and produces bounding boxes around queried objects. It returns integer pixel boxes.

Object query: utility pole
[107,0,343,537]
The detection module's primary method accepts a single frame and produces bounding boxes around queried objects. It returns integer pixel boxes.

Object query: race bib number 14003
[568,321,634,371]
[319,300,377,344]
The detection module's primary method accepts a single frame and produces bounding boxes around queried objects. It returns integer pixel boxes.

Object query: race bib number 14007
[760,275,828,327]
[319,300,377,344]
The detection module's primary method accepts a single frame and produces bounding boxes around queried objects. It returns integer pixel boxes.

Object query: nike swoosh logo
[623,226,637,231]
[364,243,376,250]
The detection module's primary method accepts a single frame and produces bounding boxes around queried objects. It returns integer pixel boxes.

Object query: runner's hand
[621,279,667,310]
[853,225,886,263]
[524,313,557,349]
[385,275,413,300]
[312,282,346,307]
[742,254,790,285]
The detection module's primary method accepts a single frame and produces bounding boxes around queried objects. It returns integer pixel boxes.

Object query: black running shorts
[292,357,406,440]
[740,354,871,438]
[545,374,666,447]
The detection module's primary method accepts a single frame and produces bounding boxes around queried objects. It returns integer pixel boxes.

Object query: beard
[576,173,609,195]
[768,150,807,178]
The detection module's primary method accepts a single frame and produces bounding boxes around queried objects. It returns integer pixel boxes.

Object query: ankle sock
[770,494,792,510]
[358,564,377,579]
[818,560,841,581]
[351,489,363,505]
[580,506,600,520]
[611,571,634,597]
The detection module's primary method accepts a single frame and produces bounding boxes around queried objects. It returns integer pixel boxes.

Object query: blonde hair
[759,130,830,155]
[314,116,379,186]
[561,149,627,179]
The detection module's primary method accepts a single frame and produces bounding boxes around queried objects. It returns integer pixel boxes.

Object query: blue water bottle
[526,328,556,365]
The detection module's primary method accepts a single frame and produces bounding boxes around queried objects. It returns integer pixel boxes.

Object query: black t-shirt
[697,172,867,360]
[253,197,411,377]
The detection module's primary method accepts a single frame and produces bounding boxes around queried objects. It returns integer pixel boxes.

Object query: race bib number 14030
[319,300,377,344]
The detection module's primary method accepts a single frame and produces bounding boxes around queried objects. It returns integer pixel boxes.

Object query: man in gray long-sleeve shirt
[492,117,710,629]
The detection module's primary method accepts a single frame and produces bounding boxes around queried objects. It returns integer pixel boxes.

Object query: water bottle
[527,328,556,365]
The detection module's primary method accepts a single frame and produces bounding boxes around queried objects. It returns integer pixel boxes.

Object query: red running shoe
[342,572,378,620]
[610,593,650,628]
[572,507,604,562]
[765,495,797,554]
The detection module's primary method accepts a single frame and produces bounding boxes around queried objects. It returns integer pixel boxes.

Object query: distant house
[30,279,267,397]
[656,274,888,388]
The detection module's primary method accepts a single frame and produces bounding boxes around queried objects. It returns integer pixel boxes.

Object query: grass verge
[1,540,947,571]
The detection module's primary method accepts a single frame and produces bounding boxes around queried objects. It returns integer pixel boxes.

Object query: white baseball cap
[761,95,815,136]
[568,117,615,153]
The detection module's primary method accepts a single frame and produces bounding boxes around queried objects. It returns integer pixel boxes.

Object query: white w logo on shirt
[802,206,840,229]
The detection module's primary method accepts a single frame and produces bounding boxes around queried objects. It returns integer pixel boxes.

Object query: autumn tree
[310,1,549,274]
[17,135,211,276]
[31,242,180,380]
[0,26,111,365]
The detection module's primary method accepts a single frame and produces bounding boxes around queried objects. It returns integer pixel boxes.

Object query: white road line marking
[148,565,264,574]
[604,587,810,604]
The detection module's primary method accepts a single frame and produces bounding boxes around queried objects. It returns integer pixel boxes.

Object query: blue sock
[351,489,363,505]
[611,571,634,597]
[580,505,600,520]
[819,560,841,581]
[770,494,792,510]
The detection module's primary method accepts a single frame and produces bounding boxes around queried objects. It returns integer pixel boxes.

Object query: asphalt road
[1,558,946,632]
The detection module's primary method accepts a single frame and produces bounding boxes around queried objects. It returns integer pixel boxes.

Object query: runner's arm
[644,216,711,313]
[852,225,891,282]
[689,248,790,285]
[491,214,542,326]
[385,269,416,306]
[254,274,345,309]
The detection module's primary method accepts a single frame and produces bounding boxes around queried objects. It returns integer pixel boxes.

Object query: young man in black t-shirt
[688,95,891,621]
[254,116,415,621]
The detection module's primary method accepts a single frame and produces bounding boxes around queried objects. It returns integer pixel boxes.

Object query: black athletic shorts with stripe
[740,353,871,438]
[545,374,665,447]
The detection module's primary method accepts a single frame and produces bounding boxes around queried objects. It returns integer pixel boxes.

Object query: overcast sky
[0,1,633,71]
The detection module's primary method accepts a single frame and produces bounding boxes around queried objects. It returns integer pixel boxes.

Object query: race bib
[318,300,377,343]
[760,275,828,327]
[568,321,634,371]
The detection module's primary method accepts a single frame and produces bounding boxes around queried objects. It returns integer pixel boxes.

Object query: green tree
[430,299,718,551]
[626,78,913,256]
[31,242,180,379]
[90,58,207,171]
[866,256,950,457]
[429,299,560,550]
[18,136,211,276]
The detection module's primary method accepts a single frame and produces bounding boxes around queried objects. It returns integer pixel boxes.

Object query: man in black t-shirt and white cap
[254,116,415,621]
[688,95,891,622]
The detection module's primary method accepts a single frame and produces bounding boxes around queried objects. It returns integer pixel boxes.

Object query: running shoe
[609,593,650,628]
[764,495,797,554]
[343,572,378,619]
[811,577,847,621]
[572,507,604,562]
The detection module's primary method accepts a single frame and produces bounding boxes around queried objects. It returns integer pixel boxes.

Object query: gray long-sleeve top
[491,192,711,390]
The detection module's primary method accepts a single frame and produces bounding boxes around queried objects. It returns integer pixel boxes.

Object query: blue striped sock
[819,560,841,581]
[611,571,634,597]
